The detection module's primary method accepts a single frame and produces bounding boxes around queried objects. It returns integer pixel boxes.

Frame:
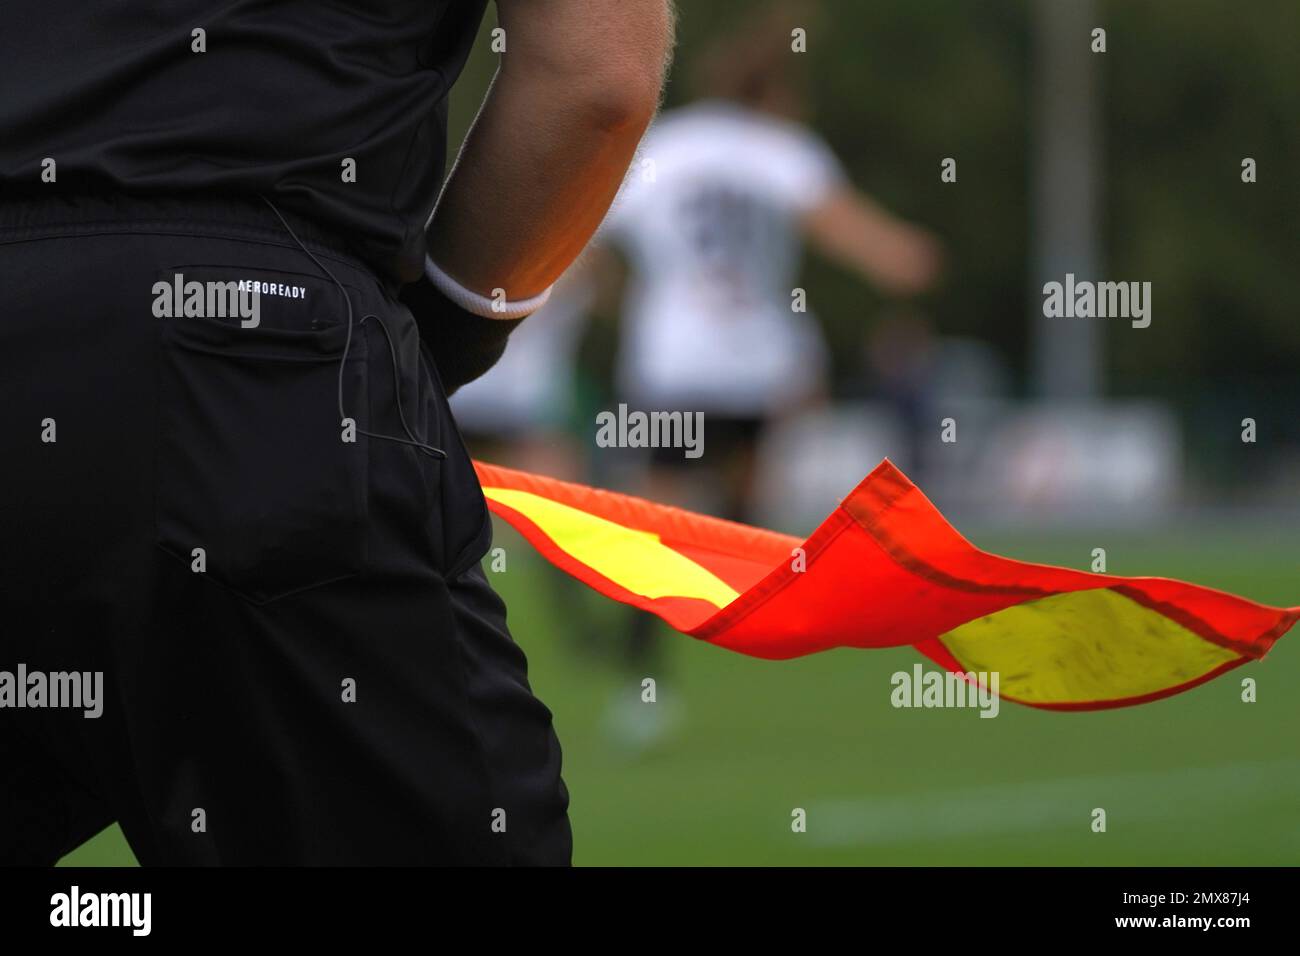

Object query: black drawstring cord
[259,195,446,460]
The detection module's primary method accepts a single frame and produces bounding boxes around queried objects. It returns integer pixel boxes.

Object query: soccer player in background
[0,0,673,865]
[595,1,943,744]
[605,2,943,520]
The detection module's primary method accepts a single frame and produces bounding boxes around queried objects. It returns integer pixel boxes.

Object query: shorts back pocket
[155,303,370,604]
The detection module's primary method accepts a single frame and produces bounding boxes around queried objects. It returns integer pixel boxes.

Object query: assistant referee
[0,1,673,865]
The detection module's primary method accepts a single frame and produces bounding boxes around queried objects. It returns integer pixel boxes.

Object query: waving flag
[474,459,1298,711]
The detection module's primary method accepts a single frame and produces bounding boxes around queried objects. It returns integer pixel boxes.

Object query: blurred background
[67,0,1299,866]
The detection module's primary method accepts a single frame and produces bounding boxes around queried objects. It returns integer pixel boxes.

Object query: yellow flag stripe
[939,588,1239,705]
[483,487,741,609]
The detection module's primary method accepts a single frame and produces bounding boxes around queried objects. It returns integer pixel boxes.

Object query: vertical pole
[1031,0,1103,399]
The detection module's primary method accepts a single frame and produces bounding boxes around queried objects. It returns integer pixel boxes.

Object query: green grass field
[61,518,1300,866]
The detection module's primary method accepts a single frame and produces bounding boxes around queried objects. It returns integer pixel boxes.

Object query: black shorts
[647,413,765,469]
[0,194,570,865]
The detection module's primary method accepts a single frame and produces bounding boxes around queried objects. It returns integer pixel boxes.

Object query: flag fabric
[473,459,1297,711]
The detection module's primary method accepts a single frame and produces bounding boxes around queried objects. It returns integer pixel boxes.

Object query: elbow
[500,0,675,134]
[579,71,665,135]
[562,6,675,134]
[499,53,666,136]
[592,2,675,131]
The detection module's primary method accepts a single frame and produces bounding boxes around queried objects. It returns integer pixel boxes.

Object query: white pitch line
[805,758,1300,847]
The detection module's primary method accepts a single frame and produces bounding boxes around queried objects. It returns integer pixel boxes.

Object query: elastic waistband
[0,190,373,278]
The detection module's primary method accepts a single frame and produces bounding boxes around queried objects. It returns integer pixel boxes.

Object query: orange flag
[474,459,1297,711]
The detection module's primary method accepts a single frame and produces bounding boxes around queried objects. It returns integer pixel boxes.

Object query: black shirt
[0,1,488,282]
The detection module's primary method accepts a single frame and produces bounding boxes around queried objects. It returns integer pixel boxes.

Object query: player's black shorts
[0,193,571,865]
[647,413,764,468]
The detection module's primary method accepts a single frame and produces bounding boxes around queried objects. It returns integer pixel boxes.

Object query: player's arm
[408,0,675,393]
[802,187,944,296]
[431,0,674,297]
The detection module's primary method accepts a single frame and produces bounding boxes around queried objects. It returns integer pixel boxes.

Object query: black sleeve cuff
[398,274,526,396]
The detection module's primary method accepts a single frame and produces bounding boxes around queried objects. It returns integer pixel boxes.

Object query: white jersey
[603,101,844,415]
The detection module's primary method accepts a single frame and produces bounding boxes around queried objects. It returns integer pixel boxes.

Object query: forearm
[805,187,944,296]
[427,0,674,301]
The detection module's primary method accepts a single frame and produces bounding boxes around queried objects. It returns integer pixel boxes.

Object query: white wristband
[424,255,552,320]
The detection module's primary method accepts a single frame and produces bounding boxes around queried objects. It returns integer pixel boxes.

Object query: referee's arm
[408,0,676,392]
